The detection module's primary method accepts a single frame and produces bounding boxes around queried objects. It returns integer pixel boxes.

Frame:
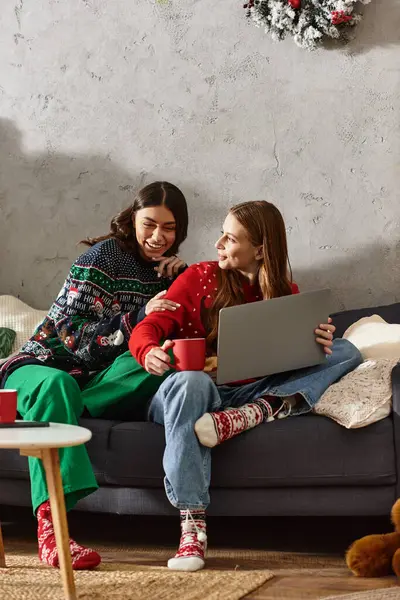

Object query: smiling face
[134,206,177,260]
[215,212,262,278]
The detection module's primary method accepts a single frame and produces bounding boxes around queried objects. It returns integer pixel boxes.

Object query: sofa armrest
[392,363,400,496]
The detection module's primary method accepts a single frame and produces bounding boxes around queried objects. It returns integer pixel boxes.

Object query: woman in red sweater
[129,201,361,572]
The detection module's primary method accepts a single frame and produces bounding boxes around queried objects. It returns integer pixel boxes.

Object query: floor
[1,506,399,598]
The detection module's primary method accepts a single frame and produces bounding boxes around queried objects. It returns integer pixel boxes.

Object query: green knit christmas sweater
[0,238,181,387]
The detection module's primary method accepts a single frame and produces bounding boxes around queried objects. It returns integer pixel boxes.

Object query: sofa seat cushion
[211,414,396,488]
[0,415,395,489]
[103,415,395,489]
[0,417,120,485]
[103,421,166,486]
[87,414,397,488]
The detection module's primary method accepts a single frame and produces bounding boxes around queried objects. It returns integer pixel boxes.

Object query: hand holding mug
[144,340,174,376]
[144,338,207,375]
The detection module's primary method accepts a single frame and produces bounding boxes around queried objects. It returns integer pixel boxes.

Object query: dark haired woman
[129,200,362,572]
[1,181,189,569]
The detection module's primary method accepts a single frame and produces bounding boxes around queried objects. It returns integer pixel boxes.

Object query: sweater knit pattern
[1,238,176,386]
[129,261,299,367]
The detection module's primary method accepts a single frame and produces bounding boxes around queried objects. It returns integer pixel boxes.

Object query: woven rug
[324,589,400,600]
[0,541,274,600]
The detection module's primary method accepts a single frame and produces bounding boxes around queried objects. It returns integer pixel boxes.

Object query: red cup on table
[0,389,18,423]
[172,338,206,372]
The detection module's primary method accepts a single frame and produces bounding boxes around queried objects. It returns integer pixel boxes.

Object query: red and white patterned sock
[195,396,294,448]
[37,500,101,570]
[168,509,207,572]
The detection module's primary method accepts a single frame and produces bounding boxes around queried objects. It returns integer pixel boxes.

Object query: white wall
[0,0,399,310]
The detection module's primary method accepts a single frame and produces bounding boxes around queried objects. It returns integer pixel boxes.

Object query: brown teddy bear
[346,499,400,577]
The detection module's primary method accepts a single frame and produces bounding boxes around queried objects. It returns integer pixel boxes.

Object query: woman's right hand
[145,290,181,316]
[153,256,186,278]
[144,340,175,375]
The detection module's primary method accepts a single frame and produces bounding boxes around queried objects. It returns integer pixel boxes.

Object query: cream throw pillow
[315,314,400,428]
[314,358,398,428]
[0,295,47,362]
[343,314,400,359]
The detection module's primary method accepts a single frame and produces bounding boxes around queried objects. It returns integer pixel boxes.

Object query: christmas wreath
[243,0,371,50]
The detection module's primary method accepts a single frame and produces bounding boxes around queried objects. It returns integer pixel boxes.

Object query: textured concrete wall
[0,0,399,311]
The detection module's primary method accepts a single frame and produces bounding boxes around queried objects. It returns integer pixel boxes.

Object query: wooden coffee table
[0,422,92,600]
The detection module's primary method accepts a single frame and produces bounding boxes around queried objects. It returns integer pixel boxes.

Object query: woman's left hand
[145,290,181,316]
[153,256,186,278]
[315,317,336,355]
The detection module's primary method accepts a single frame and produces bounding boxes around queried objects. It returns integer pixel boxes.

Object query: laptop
[216,289,332,385]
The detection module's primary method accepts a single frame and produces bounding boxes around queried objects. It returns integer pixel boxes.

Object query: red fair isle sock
[195,396,292,448]
[167,509,207,572]
[37,501,101,570]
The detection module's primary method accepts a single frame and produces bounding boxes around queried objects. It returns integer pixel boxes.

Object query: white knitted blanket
[314,358,399,428]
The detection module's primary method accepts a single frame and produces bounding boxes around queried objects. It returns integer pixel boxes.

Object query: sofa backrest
[331,302,400,339]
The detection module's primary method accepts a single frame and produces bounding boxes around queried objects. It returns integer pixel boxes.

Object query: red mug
[172,338,206,372]
[0,389,18,423]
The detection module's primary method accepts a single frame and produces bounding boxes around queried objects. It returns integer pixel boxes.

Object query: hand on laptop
[145,340,174,375]
[314,317,335,355]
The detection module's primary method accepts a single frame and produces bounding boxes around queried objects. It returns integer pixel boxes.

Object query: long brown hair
[80,181,188,256]
[207,201,293,348]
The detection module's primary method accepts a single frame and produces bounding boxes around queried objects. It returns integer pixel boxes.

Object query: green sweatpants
[4,352,167,514]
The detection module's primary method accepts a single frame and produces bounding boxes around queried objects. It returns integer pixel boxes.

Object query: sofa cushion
[87,414,397,489]
[0,448,31,481]
[212,414,396,488]
[343,315,400,360]
[81,417,121,484]
[104,415,396,488]
[104,421,165,486]
[0,414,395,489]
[314,358,396,429]
[0,417,119,485]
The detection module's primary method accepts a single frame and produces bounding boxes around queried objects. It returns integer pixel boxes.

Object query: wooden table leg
[41,448,77,600]
[0,521,6,568]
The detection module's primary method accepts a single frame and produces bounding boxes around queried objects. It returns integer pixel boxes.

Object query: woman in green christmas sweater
[0,181,189,570]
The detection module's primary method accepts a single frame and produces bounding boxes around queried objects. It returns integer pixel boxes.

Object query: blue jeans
[148,339,362,510]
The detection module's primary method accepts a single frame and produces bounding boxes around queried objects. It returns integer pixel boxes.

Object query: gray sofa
[1,302,399,517]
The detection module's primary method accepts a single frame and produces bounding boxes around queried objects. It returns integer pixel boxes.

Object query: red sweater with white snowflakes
[129,261,299,367]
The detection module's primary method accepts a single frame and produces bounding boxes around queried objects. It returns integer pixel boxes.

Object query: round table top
[0,422,92,449]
